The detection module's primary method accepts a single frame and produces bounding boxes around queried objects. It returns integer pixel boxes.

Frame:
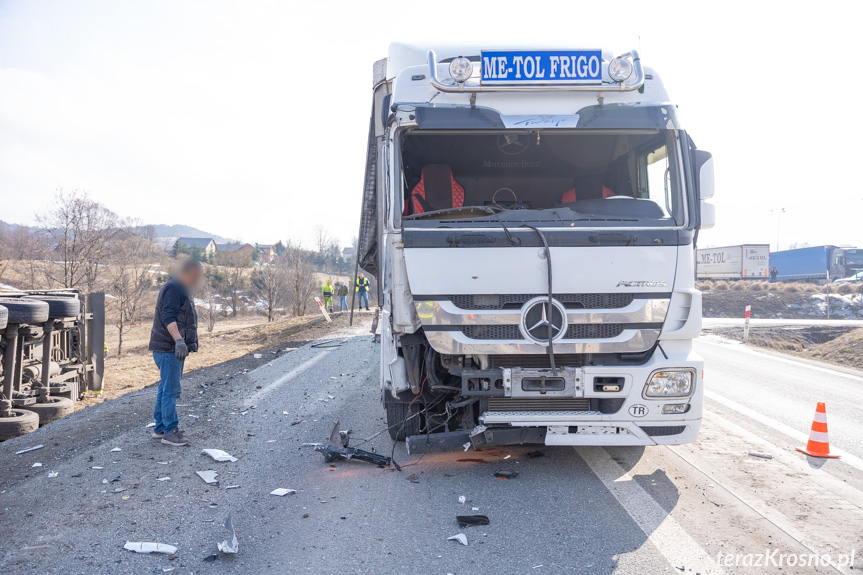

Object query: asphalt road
[1,319,862,575]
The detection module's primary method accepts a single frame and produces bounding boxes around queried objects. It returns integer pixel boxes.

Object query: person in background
[148,258,203,447]
[356,273,371,311]
[337,281,349,311]
[770,266,779,283]
[322,280,334,313]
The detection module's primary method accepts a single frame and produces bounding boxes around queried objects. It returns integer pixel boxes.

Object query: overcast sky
[1,1,860,250]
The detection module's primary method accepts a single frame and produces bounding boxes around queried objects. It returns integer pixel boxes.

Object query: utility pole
[770,207,785,252]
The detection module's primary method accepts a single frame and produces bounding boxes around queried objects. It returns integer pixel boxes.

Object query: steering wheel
[492,188,518,210]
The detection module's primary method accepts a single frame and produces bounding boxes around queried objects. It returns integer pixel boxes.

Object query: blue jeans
[358,291,369,309]
[153,352,184,434]
[339,295,348,310]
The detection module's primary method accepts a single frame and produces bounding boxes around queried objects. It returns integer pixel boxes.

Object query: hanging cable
[521,225,557,376]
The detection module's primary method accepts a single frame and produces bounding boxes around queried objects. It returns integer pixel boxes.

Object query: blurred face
[179,267,204,292]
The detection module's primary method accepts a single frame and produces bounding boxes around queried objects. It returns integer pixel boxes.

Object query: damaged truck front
[357,43,715,453]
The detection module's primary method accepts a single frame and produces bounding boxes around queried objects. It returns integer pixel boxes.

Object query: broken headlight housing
[643,370,694,398]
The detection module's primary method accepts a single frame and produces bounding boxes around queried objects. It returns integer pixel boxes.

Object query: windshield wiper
[405,205,520,245]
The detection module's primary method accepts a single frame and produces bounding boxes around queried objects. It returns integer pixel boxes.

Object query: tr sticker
[628,404,648,418]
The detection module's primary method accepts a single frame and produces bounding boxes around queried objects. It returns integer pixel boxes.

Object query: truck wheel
[0,297,49,325]
[0,304,7,330]
[23,397,74,425]
[24,295,80,319]
[0,409,40,440]
[385,394,423,441]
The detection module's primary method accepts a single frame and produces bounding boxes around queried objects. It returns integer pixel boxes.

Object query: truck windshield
[400,130,685,226]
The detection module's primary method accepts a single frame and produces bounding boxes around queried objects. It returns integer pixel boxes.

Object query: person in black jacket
[148,258,203,446]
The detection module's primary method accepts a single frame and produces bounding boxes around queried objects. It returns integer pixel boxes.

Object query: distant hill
[148,224,235,244]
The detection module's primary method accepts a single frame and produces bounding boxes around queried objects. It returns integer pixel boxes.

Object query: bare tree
[253,262,285,322]
[36,190,118,290]
[214,244,252,317]
[197,269,221,333]
[282,240,316,316]
[107,225,162,356]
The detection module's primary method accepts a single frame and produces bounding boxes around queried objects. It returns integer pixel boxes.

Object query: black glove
[174,338,189,361]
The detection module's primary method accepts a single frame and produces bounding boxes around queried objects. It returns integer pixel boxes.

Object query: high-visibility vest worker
[355,276,370,292]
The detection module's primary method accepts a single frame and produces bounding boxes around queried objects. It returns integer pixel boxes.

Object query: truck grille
[488,354,585,368]
[449,293,635,310]
[461,324,624,340]
[487,398,590,412]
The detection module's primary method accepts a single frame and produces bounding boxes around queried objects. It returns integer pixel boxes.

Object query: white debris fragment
[15,444,44,455]
[463,442,471,452]
[748,451,773,460]
[270,488,297,497]
[201,449,238,463]
[224,485,240,489]
[253,353,262,359]
[217,515,239,554]
[447,533,468,546]
[157,477,171,482]
[146,423,156,428]
[32,463,42,468]
[92,466,104,469]
[47,471,58,478]
[102,479,109,484]
[111,447,122,452]
[458,496,466,504]
[123,541,178,555]
[282,411,289,415]
[196,470,219,485]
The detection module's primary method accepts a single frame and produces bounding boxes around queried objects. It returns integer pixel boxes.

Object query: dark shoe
[161,428,189,446]
[151,431,164,439]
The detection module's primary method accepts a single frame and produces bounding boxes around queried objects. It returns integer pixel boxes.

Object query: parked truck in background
[696,245,769,280]
[769,245,849,283]
[357,43,715,452]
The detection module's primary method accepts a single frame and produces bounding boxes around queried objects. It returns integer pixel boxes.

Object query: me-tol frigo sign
[481,49,602,84]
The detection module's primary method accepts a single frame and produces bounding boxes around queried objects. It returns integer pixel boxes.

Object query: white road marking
[704,390,863,472]
[247,352,331,404]
[577,447,726,574]
[698,338,863,382]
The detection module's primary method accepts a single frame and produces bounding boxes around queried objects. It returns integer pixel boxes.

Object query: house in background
[216,242,256,259]
[257,244,276,264]
[176,237,217,258]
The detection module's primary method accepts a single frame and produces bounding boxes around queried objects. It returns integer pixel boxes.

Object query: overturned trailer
[359,43,715,452]
[0,290,105,440]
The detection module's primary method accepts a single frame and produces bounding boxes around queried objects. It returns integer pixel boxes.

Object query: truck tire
[0,297,49,325]
[0,304,7,330]
[23,397,74,425]
[385,394,423,441]
[24,295,80,319]
[0,409,40,440]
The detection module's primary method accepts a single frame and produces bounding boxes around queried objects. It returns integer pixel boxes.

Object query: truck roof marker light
[449,57,473,83]
[608,56,633,82]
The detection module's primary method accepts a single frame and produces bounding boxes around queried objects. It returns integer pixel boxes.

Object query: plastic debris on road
[146,422,156,428]
[270,488,297,496]
[447,533,468,546]
[458,496,466,504]
[15,444,44,455]
[456,515,490,528]
[201,449,238,463]
[157,476,171,482]
[217,515,239,554]
[123,542,178,555]
[111,447,122,452]
[47,471,58,478]
[253,353,262,359]
[31,463,42,468]
[196,470,219,485]
[526,451,545,459]
[748,451,773,460]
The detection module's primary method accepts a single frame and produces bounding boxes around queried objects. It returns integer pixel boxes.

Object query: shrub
[731,281,746,291]
[784,284,799,293]
[836,283,855,294]
[750,282,764,292]
[714,281,729,291]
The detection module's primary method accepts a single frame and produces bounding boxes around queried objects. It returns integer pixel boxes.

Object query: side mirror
[693,150,714,200]
[699,200,715,229]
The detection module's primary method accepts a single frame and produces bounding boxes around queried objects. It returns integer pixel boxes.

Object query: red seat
[406,165,465,215]
[561,186,616,203]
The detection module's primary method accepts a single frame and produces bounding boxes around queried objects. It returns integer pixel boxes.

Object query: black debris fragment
[406,474,420,483]
[203,554,219,562]
[456,515,490,528]
[526,451,545,459]
[307,422,398,469]
[494,470,518,480]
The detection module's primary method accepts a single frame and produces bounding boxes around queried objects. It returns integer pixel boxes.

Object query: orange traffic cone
[796,402,840,459]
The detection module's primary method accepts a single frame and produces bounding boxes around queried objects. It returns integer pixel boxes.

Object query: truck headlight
[608,56,633,82]
[644,370,694,398]
[449,57,473,82]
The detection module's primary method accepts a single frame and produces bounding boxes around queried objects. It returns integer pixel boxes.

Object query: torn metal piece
[201,449,238,463]
[123,542,177,555]
[15,444,44,455]
[447,533,468,546]
[217,515,238,554]
[196,470,219,485]
[308,421,397,469]
[456,515,490,528]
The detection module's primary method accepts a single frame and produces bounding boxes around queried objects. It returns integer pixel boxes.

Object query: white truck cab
[356,43,715,452]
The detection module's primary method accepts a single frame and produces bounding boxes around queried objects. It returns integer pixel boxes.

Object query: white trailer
[357,43,715,452]
[696,245,769,280]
